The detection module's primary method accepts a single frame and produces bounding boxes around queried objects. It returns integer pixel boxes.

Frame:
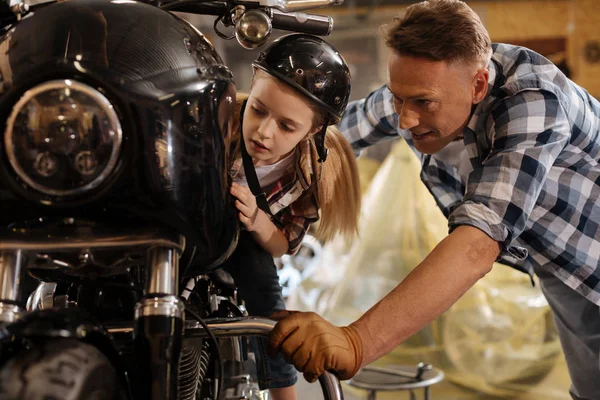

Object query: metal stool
[347,363,444,400]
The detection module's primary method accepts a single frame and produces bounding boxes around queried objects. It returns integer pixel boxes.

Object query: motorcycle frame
[0,230,344,400]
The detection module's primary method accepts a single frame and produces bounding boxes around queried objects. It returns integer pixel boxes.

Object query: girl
[222,33,361,400]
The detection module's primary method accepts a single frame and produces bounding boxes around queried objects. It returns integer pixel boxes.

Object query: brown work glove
[268,311,363,383]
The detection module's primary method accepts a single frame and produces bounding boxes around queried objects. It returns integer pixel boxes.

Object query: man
[267,0,600,399]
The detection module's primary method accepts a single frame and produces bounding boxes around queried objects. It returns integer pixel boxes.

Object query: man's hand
[268,311,363,383]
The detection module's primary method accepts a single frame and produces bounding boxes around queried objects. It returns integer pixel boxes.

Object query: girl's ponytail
[314,126,361,242]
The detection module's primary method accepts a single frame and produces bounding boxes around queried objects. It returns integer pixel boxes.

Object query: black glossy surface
[133,314,183,400]
[253,33,351,121]
[0,0,239,272]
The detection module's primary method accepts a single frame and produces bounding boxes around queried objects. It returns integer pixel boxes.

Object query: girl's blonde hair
[232,91,360,243]
[312,125,361,242]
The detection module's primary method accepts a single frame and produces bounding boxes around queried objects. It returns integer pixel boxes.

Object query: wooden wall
[329,0,600,97]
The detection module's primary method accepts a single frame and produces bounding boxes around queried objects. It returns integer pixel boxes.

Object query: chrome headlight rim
[3,79,123,197]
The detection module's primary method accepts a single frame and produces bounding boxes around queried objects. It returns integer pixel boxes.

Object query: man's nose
[398,105,419,131]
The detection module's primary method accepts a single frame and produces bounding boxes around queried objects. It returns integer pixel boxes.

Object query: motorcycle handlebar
[253,0,343,12]
[270,9,333,36]
[160,1,225,14]
[163,1,335,36]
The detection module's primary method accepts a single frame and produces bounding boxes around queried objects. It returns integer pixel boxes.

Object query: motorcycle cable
[185,306,224,400]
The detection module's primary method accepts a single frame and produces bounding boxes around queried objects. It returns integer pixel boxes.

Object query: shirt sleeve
[274,190,320,255]
[337,84,407,156]
[448,90,570,259]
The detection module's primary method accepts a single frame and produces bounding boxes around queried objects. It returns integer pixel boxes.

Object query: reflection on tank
[282,139,567,398]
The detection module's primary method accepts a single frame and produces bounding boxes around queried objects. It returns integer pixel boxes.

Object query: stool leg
[424,387,430,400]
[367,390,376,400]
[409,390,416,400]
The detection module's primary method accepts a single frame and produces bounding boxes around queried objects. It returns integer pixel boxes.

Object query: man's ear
[472,68,489,104]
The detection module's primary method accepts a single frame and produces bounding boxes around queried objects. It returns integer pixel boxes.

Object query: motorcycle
[0,0,345,398]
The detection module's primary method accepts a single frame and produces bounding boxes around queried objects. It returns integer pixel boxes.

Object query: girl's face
[243,74,320,166]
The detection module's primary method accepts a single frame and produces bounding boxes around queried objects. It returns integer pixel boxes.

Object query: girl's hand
[230,182,268,232]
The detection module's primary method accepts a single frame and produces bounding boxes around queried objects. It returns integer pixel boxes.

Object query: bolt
[10,3,29,15]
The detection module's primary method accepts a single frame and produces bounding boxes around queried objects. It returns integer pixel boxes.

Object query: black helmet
[252,33,351,123]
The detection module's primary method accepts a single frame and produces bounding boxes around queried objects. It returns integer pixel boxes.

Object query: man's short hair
[384,0,492,67]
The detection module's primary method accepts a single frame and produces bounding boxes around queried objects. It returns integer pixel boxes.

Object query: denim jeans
[534,266,600,399]
[222,232,298,389]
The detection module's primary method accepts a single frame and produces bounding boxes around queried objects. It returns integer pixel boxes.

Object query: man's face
[387,51,488,154]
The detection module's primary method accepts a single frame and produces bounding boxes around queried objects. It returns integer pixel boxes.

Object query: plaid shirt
[230,140,320,254]
[339,43,600,304]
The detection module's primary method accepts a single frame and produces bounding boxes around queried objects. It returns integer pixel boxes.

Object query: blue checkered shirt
[339,43,600,304]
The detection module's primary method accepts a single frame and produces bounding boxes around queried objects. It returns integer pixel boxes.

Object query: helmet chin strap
[239,99,272,217]
[314,122,329,163]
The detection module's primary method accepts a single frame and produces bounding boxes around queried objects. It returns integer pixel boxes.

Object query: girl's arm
[230,182,319,257]
[248,212,289,257]
[230,182,289,257]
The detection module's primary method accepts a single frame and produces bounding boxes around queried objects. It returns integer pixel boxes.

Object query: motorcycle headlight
[4,80,122,197]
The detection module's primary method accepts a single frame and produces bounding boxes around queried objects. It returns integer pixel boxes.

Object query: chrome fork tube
[0,250,25,323]
[146,246,178,295]
[133,246,184,400]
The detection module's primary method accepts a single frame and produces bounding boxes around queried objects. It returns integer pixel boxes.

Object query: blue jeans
[534,266,600,400]
[222,232,298,390]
